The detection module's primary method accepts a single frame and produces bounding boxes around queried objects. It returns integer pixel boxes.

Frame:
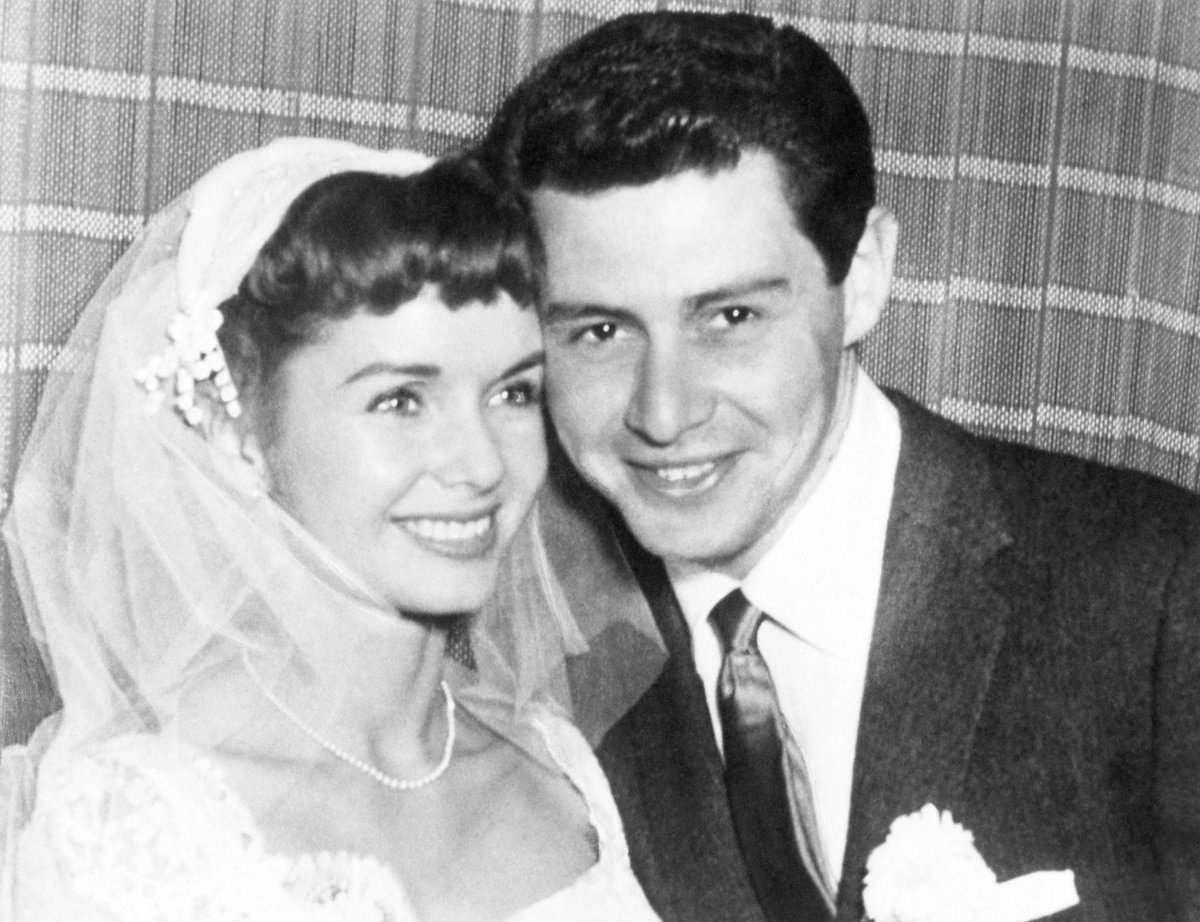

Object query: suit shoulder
[887,390,1200,543]
[981,434,1200,536]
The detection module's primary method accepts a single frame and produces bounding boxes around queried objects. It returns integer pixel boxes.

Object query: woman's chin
[378,562,500,620]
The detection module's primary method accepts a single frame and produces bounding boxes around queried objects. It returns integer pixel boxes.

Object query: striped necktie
[712,588,833,922]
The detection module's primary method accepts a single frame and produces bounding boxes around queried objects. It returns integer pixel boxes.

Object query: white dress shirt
[668,367,900,888]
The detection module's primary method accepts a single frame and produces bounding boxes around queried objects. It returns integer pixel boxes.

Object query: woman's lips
[397,512,497,558]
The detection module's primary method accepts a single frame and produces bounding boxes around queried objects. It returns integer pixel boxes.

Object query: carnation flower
[863,804,1079,922]
[863,804,995,922]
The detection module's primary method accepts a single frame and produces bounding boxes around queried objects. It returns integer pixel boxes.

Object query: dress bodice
[7,707,660,921]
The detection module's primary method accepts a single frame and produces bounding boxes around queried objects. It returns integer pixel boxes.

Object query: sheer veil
[0,137,664,888]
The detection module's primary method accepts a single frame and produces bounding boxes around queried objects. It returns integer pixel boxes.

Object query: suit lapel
[542,457,767,922]
[606,520,770,922]
[836,396,1014,919]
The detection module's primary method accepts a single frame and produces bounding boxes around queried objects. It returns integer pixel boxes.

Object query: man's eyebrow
[543,277,791,324]
[542,302,641,325]
[342,362,440,386]
[687,276,790,310]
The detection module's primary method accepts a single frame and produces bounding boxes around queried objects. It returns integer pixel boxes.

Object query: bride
[0,138,663,921]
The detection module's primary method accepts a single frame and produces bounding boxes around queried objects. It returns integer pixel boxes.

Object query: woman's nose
[434,410,506,492]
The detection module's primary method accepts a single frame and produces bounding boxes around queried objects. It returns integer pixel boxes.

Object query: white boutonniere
[863,804,1080,922]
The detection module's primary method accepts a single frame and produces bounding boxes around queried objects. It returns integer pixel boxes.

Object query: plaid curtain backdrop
[1,0,1198,744]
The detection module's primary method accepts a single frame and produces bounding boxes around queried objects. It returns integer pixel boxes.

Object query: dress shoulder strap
[530,707,630,865]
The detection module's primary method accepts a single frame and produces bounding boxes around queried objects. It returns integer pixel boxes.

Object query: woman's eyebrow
[497,351,545,380]
[341,362,441,386]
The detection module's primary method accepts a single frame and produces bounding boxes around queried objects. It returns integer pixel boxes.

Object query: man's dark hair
[482,11,875,284]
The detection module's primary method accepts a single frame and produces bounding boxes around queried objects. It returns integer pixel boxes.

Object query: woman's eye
[490,380,542,408]
[370,388,422,416]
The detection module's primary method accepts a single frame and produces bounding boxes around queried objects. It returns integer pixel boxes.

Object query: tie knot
[710,589,764,652]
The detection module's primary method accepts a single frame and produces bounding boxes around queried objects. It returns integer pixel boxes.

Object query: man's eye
[370,388,422,415]
[576,321,622,343]
[489,380,542,408]
[715,306,756,327]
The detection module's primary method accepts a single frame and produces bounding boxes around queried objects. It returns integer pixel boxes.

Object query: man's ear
[207,405,270,499]
[842,205,899,347]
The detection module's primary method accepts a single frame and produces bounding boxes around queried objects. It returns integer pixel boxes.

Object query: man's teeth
[656,461,716,482]
[402,516,492,541]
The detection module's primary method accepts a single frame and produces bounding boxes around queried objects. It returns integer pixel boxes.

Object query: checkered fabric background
[2,0,1198,743]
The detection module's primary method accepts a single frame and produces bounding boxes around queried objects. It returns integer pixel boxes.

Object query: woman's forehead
[281,291,541,386]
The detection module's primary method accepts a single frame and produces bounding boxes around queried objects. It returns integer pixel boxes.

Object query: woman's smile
[396,510,498,558]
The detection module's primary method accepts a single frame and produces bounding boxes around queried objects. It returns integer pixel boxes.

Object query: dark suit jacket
[544,392,1200,922]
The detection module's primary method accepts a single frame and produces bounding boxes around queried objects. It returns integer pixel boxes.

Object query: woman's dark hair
[217,156,544,400]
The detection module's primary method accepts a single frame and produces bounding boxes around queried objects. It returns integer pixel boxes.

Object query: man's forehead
[530,155,820,306]
[533,157,794,247]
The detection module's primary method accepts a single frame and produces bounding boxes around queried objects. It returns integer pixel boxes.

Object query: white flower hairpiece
[862,804,1079,922]
[132,138,434,430]
[134,304,240,428]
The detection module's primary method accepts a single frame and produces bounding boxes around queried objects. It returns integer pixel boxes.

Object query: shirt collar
[670,367,900,657]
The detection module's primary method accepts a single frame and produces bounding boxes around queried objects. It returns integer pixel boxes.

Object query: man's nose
[624,344,714,445]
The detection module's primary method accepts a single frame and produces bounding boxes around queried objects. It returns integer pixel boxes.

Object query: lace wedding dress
[8,705,660,922]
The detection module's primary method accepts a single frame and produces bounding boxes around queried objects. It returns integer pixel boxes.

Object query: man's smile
[626,454,734,497]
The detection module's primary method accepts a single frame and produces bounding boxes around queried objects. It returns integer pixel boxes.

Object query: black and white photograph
[1,2,1198,919]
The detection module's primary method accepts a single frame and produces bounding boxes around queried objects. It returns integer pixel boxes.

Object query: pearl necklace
[244,656,456,791]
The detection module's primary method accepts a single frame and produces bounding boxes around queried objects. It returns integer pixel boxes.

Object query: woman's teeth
[401,515,492,542]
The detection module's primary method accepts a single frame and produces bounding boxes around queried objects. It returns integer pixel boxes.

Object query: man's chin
[618,504,752,572]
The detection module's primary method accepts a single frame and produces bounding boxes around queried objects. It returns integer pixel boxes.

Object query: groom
[483,10,1200,922]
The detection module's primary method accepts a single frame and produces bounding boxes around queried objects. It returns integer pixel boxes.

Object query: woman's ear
[842,205,899,347]
[207,404,270,499]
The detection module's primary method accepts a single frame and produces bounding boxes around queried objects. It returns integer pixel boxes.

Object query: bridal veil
[0,137,664,896]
